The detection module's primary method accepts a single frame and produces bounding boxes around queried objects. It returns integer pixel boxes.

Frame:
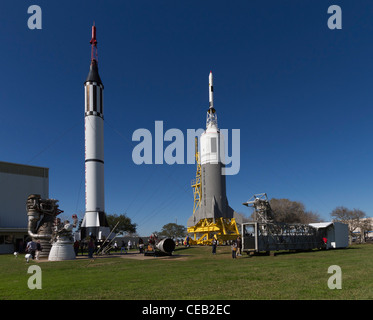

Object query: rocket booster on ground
[81,24,109,239]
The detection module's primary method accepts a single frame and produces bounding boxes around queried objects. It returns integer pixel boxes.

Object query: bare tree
[330,206,366,243]
[269,198,320,224]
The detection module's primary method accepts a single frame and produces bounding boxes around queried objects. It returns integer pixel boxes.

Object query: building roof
[0,227,28,233]
[0,161,49,178]
[309,222,334,229]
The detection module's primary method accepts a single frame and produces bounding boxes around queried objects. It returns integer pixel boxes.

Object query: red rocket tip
[90,24,98,62]
[90,24,97,45]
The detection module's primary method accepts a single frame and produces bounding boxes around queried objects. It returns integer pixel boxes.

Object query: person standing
[231,241,237,259]
[120,241,127,254]
[138,238,144,254]
[74,240,80,256]
[236,236,242,256]
[88,237,95,259]
[211,237,217,255]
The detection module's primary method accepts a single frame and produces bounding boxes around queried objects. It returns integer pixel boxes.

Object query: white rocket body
[187,72,237,227]
[202,71,224,166]
[81,59,109,239]
[200,125,225,166]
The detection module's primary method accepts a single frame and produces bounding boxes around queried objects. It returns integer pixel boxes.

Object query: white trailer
[309,222,349,249]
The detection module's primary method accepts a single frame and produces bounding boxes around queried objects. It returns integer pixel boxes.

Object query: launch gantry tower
[191,137,202,216]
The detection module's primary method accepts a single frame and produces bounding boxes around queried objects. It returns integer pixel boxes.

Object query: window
[5,235,13,244]
[211,137,217,153]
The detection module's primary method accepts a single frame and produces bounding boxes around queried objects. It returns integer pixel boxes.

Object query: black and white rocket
[81,24,109,239]
[187,72,238,227]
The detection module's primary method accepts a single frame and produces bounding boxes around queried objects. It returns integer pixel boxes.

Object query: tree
[106,214,137,234]
[157,223,187,239]
[269,198,320,224]
[360,218,373,243]
[331,206,366,243]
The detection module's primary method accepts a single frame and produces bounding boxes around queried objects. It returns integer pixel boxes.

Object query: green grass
[0,244,372,300]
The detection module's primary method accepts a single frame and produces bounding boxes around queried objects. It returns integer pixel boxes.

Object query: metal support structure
[187,217,240,245]
[96,221,120,255]
[242,193,274,223]
[191,137,202,215]
[242,192,323,254]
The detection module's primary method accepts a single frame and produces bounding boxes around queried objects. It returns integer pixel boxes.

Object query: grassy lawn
[0,244,372,300]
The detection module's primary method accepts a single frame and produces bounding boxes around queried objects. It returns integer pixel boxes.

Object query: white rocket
[187,72,237,227]
[81,25,110,239]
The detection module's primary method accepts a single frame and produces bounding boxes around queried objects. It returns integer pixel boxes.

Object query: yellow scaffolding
[188,137,240,245]
[191,137,202,216]
[187,217,240,245]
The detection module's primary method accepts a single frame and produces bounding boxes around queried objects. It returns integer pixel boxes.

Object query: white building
[0,161,49,253]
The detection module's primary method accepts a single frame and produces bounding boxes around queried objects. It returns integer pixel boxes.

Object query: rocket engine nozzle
[156,238,176,254]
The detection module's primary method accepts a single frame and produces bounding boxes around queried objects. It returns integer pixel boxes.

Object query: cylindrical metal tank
[156,238,176,254]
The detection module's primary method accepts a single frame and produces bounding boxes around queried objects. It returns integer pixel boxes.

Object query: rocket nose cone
[85,60,103,86]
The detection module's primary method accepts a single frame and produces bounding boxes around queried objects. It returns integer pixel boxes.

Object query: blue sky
[1,1,373,236]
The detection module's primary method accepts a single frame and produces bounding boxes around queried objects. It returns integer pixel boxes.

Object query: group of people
[25,235,244,260]
[175,237,190,247]
[72,237,147,258]
[211,236,242,259]
[230,236,242,259]
[73,238,95,258]
[73,237,106,258]
[115,238,144,253]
